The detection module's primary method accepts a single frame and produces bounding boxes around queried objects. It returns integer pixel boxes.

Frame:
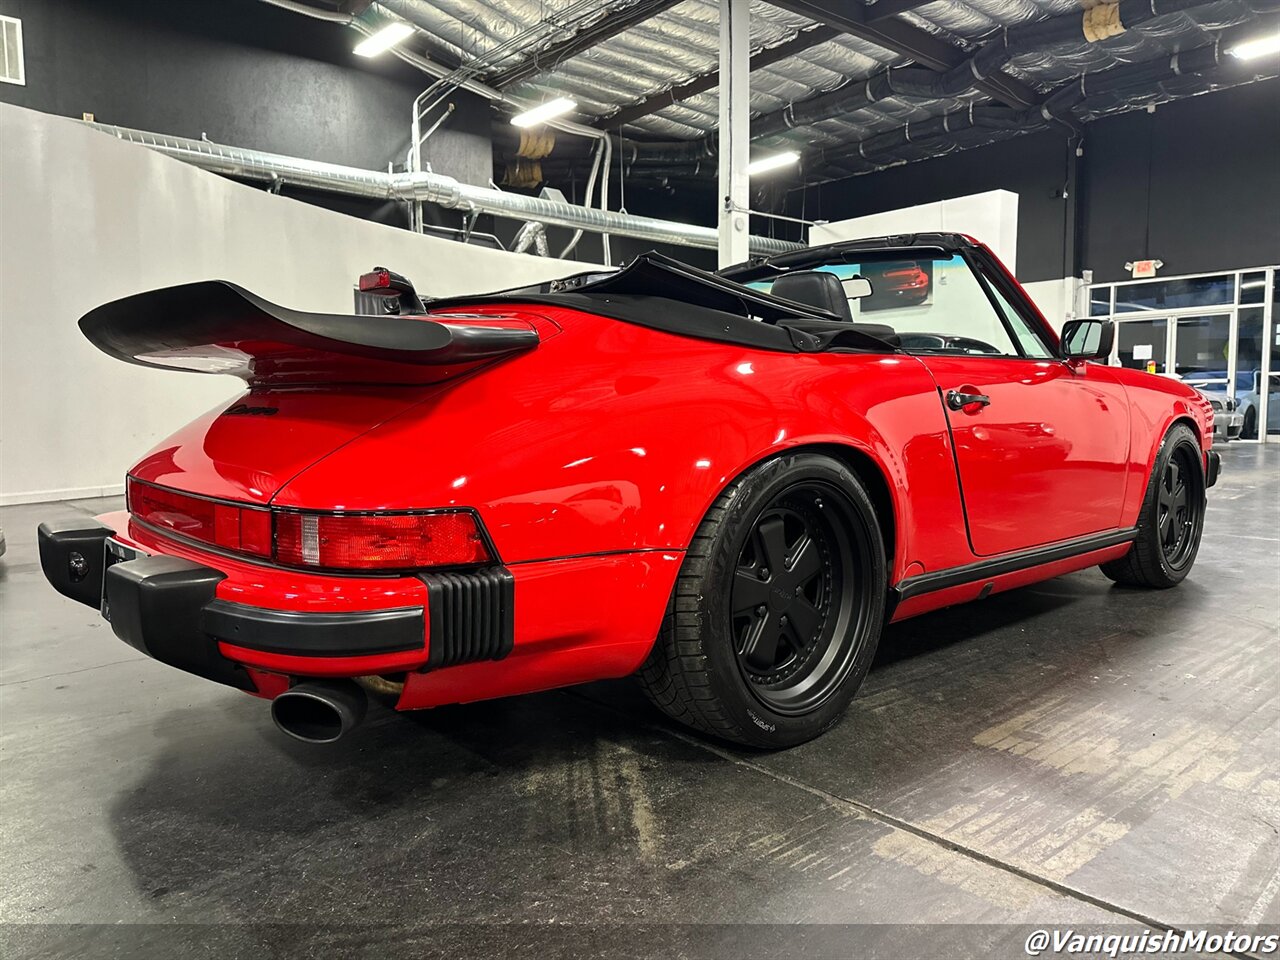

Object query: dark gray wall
[790,79,1280,283]
[1079,78,1280,282]
[0,0,492,188]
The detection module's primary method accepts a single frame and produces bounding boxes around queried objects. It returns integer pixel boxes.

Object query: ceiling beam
[764,0,1040,109]
[604,25,843,129]
[489,0,684,89]
[864,0,935,21]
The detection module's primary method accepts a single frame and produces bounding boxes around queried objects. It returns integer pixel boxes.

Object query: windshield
[748,253,1054,359]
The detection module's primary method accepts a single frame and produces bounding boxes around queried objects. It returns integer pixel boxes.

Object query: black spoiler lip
[78,280,540,383]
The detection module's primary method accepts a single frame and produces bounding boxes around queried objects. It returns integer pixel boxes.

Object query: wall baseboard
[0,484,127,507]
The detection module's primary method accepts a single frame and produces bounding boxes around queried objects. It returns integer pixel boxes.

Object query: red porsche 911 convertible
[39,233,1218,747]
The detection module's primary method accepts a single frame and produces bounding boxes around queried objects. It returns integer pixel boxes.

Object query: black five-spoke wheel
[638,454,887,747]
[1156,449,1196,567]
[1101,423,1205,589]
[728,485,866,714]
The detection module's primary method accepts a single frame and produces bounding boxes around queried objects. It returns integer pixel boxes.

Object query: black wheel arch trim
[893,527,1139,602]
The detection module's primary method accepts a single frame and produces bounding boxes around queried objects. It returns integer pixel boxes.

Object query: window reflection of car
[898,333,1004,355]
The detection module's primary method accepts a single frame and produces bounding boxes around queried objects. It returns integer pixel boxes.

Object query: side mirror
[1060,318,1115,362]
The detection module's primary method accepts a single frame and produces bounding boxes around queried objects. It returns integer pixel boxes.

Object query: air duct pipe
[87,122,801,256]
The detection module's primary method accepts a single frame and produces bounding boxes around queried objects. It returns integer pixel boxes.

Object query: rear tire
[637,453,887,748]
[1100,423,1206,589]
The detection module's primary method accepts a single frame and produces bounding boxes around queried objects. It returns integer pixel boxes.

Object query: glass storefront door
[1113,314,1230,379]
[1094,266,1277,442]
[1117,318,1168,372]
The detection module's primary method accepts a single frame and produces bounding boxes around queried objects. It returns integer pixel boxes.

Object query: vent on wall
[1,16,24,86]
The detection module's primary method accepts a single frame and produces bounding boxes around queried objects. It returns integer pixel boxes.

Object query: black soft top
[424,252,897,355]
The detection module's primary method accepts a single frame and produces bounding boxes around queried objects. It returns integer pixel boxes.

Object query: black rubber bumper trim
[1206,450,1221,488]
[420,566,515,670]
[103,556,253,691]
[200,600,425,656]
[37,519,114,608]
[894,527,1139,602]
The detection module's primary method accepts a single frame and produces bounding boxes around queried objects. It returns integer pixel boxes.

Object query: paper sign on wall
[1132,344,1153,360]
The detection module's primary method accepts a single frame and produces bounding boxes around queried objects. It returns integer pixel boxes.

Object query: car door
[866,251,1130,558]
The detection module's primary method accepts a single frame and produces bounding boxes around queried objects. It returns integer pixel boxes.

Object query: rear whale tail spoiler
[78,280,539,387]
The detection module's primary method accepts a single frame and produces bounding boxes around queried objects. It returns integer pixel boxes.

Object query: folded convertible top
[79,280,539,387]
[425,252,897,355]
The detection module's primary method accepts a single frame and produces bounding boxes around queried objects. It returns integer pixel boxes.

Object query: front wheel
[1100,422,1206,588]
[637,453,887,748]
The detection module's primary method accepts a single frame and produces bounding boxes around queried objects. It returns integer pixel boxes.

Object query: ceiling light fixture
[745,151,800,176]
[353,22,415,58]
[1229,32,1280,60]
[510,97,578,128]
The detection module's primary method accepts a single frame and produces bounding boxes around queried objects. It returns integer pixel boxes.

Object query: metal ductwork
[86,122,802,256]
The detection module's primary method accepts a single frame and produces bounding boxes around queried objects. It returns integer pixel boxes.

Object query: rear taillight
[358,268,392,291]
[275,511,490,570]
[128,478,272,559]
[127,478,491,571]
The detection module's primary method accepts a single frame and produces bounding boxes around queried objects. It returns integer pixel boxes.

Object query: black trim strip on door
[893,527,1138,602]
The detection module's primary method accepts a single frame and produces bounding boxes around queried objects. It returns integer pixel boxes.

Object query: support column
[717,0,750,268]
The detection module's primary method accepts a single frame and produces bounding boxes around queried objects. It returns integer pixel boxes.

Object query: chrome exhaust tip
[271,680,368,744]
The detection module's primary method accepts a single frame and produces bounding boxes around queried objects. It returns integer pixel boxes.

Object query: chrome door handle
[946,390,991,411]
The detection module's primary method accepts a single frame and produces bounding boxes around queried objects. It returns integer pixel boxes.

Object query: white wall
[1021,278,1085,333]
[805,190,1089,333]
[809,189,1020,275]
[0,104,598,505]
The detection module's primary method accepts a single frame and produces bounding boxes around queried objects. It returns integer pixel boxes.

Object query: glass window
[1237,307,1265,439]
[750,255,1023,357]
[985,281,1054,358]
[1117,319,1167,372]
[1240,271,1267,305]
[1270,273,1280,437]
[1172,314,1231,381]
[1113,275,1233,313]
[1089,287,1111,317]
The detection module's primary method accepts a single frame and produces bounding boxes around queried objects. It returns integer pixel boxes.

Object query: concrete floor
[1,445,1277,959]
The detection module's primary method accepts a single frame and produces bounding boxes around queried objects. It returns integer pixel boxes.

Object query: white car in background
[1185,370,1280,441]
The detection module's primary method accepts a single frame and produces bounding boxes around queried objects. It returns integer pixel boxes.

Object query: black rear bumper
[37,521,426,690]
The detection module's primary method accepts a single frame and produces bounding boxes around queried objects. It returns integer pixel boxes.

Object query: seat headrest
[770,271,853,323]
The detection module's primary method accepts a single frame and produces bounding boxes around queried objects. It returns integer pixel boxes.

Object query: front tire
[1100,423,1206,588]
[637,453,887,748]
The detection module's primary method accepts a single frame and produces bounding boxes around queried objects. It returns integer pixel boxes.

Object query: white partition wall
[809,189,1020,275]
[0,104,599,505]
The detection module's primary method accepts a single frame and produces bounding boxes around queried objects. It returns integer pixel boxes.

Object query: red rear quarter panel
[269,305,969,583]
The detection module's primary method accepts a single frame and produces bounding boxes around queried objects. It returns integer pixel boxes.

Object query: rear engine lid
[128,388,435,506]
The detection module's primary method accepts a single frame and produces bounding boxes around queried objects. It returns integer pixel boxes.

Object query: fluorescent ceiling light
[745,151,800,176]
[1229,32,1280,60]
[353,22,415,58]
[511,97,577,128]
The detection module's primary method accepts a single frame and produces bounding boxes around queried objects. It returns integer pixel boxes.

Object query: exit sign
[1127,259,1163,279]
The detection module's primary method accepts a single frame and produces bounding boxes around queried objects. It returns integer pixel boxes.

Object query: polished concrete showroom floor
[1,445,1277,958]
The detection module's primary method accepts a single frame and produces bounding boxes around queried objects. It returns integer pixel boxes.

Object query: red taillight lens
[274,511,490,570]
[128,478,272,559]
[358,268,391,292]
[129,479,491,571]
